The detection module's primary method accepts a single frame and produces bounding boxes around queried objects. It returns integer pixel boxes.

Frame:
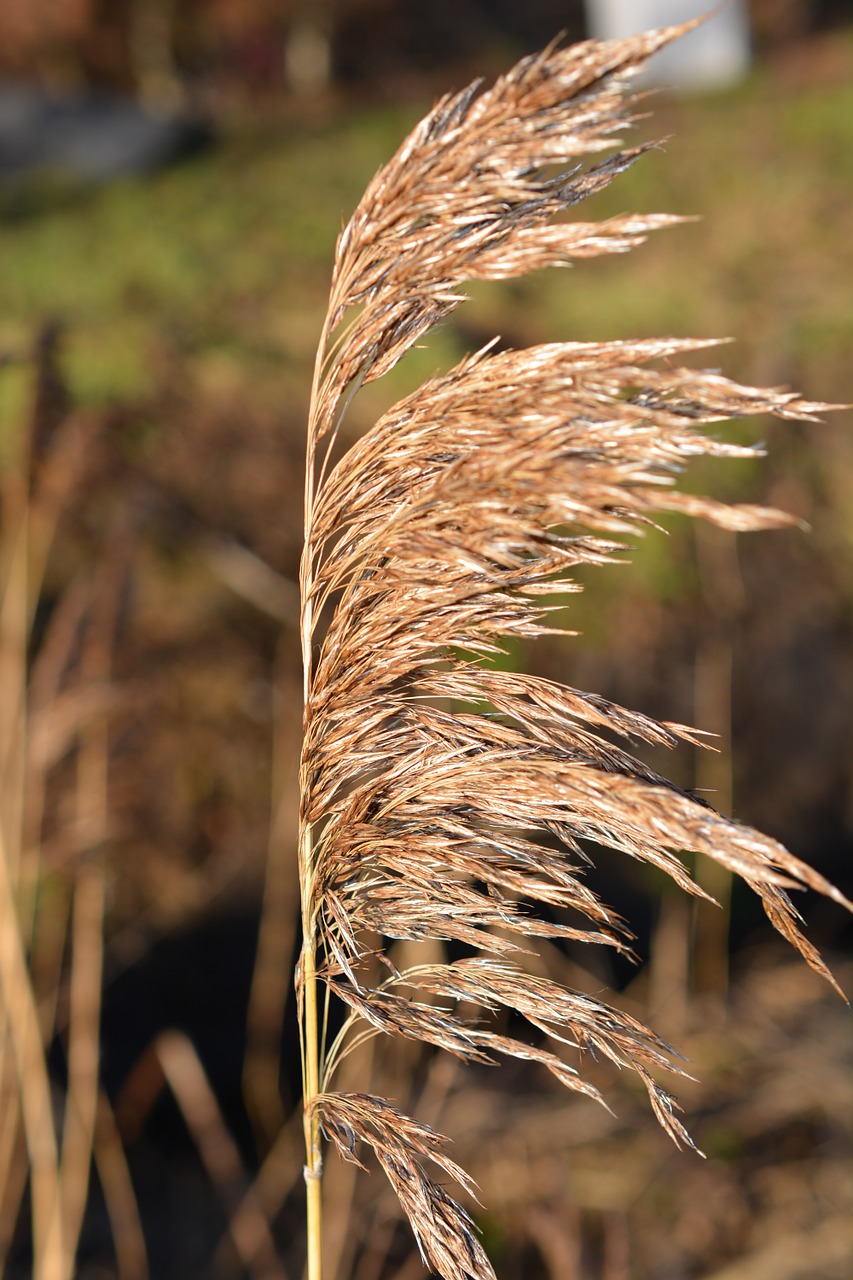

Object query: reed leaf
[297,21,851,1280]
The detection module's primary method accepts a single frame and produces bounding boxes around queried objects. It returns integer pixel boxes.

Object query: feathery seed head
[298,21,851,1280]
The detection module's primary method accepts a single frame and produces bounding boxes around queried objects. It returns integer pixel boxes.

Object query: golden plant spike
[297,21,851,1280]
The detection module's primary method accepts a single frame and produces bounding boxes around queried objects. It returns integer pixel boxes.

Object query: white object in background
[584,0,751,89]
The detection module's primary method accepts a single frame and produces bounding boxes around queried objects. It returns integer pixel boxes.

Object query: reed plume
[297,22,851,1280]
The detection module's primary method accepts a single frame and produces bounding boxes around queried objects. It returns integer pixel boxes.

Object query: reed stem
[300,826,323,1280]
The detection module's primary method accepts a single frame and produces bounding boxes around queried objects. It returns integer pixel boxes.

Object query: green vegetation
[3,40,853,413]
[4,42,852,632]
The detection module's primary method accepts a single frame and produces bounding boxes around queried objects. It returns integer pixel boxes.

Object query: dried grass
[0,332,129,1279]
[297,20,852,1280]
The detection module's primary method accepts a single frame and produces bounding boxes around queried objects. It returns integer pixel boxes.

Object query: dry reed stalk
[52,540,126,1271]
[154,1031,287,1280]
[297,22,851,1280]
[0,335,131,1280]
[92,1091,149,1280]
[244,657,302,1145]
[0,338,68,1280]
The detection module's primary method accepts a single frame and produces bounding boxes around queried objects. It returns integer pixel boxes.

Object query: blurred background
[1,2,852,1278]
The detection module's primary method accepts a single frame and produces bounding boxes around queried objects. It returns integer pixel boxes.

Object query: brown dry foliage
[297,22,852,1280]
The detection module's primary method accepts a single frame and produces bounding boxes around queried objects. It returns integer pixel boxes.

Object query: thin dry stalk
[0,334,127,1280]
[244,658,302,1145]
[0,342,65,1279]
[213,1116,303,1274]
[53,540,126,1274]
[0,821,63,1274]
[92,1091,149,1280]
[315,991,380,1280]
[0,1101,26,1269]
[154,1031,288,1280]
[53,850,106,1273]
[297,21,852,1280]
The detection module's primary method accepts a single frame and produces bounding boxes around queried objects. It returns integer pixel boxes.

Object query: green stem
[300,797,324,1277]
[300,825,323,1280]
